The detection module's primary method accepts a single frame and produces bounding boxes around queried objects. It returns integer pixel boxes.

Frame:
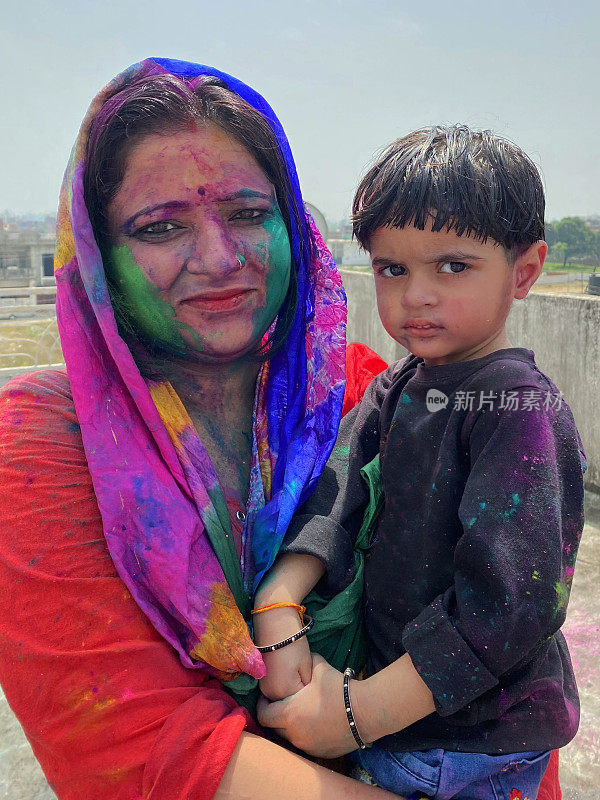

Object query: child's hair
[352,125,545,259]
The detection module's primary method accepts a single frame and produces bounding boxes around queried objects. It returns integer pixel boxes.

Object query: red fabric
[537,750,562,800]
[342,342,389,417]
[0,371,257,800]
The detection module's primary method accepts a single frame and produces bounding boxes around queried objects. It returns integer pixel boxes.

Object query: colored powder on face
[252,209,291,336]
[106,245,189,354]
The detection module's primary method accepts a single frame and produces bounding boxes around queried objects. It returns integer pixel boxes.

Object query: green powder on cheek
[106,245,190,353]
[252,211,292,335]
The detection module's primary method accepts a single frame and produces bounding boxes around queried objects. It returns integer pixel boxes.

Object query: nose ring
[236,254,246,270]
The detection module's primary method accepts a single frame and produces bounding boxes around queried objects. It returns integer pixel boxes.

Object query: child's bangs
[352,126,545,254]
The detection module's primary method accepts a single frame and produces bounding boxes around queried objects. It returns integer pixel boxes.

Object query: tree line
[545,217,599,268]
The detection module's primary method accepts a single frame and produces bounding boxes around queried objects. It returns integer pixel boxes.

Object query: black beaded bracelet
[255,614,314,653]
[343,667,371,750]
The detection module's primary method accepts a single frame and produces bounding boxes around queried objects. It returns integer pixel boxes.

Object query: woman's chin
[171,309,276,366]
[178,330,264,366]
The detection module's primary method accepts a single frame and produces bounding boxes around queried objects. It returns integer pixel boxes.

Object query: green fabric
[202,484,249,617]
[226,453,383,715]
[305,452,383,671]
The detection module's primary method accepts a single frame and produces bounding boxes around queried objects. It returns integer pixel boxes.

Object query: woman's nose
[183,221,240,278]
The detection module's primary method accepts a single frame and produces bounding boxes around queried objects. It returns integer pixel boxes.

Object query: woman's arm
[216,730,401,800]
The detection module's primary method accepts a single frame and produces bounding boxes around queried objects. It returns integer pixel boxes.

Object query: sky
[1,0,599,225]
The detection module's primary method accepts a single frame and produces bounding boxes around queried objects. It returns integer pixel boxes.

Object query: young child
[253,126,586,800]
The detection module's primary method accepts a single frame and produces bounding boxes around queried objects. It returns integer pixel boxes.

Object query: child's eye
[440,261,469,274]
[379,264,406,277]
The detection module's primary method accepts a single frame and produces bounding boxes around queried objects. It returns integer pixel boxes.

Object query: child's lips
[402,320,444,337]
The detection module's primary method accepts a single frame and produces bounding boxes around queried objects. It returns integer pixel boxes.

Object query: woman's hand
[258,650,437,760]
[257,653,360,758]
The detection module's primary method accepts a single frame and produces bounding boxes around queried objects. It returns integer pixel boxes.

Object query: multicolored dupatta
[54,58,346,688]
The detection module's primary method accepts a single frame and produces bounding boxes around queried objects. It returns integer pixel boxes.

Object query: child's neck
[422,330,515,367]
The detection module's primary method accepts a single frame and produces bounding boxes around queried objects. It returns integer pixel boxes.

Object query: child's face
[369,224,544,366]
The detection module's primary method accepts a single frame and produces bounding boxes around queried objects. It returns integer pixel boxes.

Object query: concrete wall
[342,269,600,491]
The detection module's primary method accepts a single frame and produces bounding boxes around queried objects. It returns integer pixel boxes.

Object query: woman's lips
[182,289,253,312]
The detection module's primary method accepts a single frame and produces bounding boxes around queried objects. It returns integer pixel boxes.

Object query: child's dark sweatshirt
[282,348,586,754]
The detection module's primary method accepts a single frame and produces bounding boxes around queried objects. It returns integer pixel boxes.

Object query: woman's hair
[84,73,301,361]
[352,125,545,259]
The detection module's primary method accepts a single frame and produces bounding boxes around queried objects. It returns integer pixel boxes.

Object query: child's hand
[254,607,312,701]
[257,653,359,758]
[260,637,312,700]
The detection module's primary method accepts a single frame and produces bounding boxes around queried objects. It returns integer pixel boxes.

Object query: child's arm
[259,386,586,755]
[254,368,393,701]
[253,553,324,700]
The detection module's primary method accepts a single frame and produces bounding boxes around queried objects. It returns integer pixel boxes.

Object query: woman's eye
[440,261,469,274]
[135,221,181,238]
[231,208,268,223]
[380,264,405,277]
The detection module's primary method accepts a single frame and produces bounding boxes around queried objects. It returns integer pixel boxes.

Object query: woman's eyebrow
[217,189,274,202]
[122,201,191,231]
[122,190,276,232]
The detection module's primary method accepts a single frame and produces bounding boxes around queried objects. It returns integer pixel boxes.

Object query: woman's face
[105,124,292,362]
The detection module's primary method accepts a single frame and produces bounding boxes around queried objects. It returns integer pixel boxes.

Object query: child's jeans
[349,745,551,799]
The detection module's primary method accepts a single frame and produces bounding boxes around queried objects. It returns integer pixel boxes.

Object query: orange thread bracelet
[251,602,306,622]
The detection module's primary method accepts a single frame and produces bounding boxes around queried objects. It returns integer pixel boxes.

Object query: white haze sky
[2,0,599,223]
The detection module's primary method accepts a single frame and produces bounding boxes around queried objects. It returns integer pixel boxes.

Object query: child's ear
[512,241,547,300]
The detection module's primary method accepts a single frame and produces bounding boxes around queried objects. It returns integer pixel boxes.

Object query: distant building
[326,238,370,267]
[305,204,370,267]
[0,231,56,288]
[0,231,57,313]
[584,216,600,233]
[327,220,353,241]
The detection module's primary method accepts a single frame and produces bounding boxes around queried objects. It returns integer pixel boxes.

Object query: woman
[0,58,396,799]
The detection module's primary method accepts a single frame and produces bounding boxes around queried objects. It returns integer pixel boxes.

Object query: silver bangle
[255,614,314,653]
[343,667,371,750]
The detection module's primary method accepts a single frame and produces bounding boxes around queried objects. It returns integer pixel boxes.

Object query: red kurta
[0,370,256,799]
